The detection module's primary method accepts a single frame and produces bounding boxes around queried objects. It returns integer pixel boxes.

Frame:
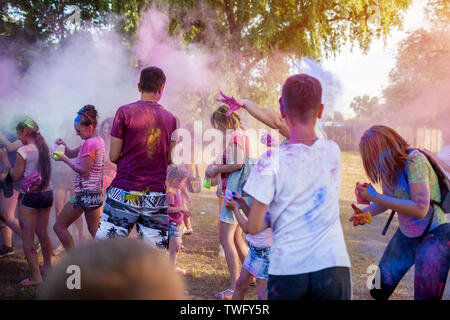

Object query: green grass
[1,152,448,299]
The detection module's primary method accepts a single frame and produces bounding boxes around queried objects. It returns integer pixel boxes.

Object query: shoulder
[158,104,177,121]
[407,149,428,166]
[84,137,103,149]
[319,139,341,153]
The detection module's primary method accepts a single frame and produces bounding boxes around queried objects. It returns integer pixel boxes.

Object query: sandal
[20,278,42,286]
[215,288,234,300]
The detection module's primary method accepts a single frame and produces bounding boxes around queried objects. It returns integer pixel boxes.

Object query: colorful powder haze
[0,8,344,145]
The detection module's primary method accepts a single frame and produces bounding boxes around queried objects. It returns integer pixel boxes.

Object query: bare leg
[183,215,192,230]
[52,189,68,252]
[36,207,52,271]
[234,225,248,263]
[0,190,21,237]
[256,279,268,300]
[219,222,240,290]
[169,236,182,266]
[53,202,83,251]
[84,207,102,239]
[74,216,85,240]
[18,206,42,284]
[232,268,252,300]
[0,222,13,247]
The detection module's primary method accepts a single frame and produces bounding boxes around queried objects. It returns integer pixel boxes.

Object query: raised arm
[240,99,290,138]
[0,131,22,152]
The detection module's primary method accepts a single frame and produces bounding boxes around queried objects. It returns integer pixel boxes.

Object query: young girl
[0,118,53,286]
[352,125,450,300]
[51,127,84,256]
[205,105,251,299]
[53,105,105,251]
[225,192,272,300]
[166,165,190,275]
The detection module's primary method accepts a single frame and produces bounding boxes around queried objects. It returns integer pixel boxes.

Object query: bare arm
[65,146,81,159]
[241,100,290,138]
[362,202,388,216]
[3,153,25,181]
[168,141,176,165]
[231,206,250,233]
[109,136,123,165]
[358,183,431,219]
[0,132,22,152]
[248,198,269,234]
[168,206,185,214]
[60,154,94,178]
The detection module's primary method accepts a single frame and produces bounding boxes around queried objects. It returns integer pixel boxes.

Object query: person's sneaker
[0,245,14,258]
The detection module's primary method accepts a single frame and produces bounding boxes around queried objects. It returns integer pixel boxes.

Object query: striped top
[73,136,105,193]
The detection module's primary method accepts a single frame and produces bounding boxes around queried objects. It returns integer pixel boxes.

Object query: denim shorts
[243,243,271,280]
[219,196,252,224]
[18,190,53,209]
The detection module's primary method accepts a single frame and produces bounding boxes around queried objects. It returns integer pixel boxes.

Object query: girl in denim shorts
[224,192,272,300]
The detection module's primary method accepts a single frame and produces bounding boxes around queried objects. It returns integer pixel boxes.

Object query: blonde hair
[210,105,243,132]
[39,238,186,300]
[359,125,412,186]
[166,165,189,188]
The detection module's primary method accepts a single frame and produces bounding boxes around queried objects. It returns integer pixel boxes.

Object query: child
[0,118,53,286]
[53,105,105,251]
[243,74,351,300]
[224,191,272,300]
[166,165,190,275]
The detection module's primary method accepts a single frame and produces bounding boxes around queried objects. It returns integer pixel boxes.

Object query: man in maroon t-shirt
[95,66,177,250]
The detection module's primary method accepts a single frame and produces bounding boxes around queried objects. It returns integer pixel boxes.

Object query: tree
[160,0,413,99]
[349,95,381,120]
[380,0,450,127]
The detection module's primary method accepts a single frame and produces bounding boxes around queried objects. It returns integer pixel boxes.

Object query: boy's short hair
[139,66,166,93]
[39,238,186,300]
[281,74,322,123]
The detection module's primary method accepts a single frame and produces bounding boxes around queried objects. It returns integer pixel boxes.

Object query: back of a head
[39,238,186,300]
[281,73,322,124]
[140,66,166,93]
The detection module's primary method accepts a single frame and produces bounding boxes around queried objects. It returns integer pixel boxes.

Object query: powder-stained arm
[358,183,431,219]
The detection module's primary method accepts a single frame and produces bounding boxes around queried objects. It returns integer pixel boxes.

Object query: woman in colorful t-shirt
[205,105,251,300]
[352,125,449,300]
[53,105,105,251]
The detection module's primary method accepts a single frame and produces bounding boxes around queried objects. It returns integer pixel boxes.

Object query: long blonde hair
[210,105,243,132]
[359,125,412,187]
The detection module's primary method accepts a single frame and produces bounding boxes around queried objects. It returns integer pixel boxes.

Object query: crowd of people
[0,66,448,300]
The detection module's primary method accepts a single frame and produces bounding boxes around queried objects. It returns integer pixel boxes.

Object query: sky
[322,0,428,117]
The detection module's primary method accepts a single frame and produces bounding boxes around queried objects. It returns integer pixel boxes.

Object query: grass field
[0,151,448,300]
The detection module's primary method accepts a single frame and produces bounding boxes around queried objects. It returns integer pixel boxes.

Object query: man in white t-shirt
[244,74,351,300]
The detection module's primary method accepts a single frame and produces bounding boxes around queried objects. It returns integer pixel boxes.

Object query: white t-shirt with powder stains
[243,139,351,276]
